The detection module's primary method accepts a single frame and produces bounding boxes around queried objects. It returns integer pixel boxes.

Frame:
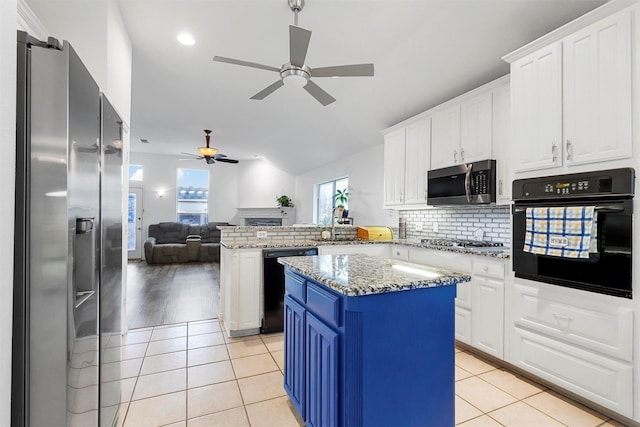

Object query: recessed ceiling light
[177,33,195,46]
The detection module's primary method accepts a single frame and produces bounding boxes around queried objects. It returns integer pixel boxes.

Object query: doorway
[127,187,143,259]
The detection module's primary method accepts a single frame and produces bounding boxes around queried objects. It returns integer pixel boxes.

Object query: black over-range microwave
[427,159,496,205]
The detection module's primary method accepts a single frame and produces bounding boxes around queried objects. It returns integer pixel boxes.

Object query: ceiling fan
[212,0,374,106]
[180,129,239,165]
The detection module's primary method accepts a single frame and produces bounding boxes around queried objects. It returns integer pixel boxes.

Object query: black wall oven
[512,168,634,299]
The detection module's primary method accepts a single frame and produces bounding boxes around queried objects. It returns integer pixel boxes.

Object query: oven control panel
[513,168,634,200]
[543,179,594,195]
[521,176,613,198]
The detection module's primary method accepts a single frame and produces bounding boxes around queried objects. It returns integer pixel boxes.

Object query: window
[316,177,348,225]
[129,164,143,181]
[176,169,209,225]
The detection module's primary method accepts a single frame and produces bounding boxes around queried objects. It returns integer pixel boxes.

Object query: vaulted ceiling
[60,0,612,175]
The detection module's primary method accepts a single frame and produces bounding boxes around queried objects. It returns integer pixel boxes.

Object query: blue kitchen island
[278,253,471,427]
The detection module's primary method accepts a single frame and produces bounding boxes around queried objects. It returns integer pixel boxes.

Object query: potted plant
[276,195,295,208]
[333,188,350,218]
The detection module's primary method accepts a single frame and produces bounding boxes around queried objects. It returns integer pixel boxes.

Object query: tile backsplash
[399,206,510,244]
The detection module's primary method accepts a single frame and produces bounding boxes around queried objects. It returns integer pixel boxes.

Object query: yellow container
[357,226,393,241]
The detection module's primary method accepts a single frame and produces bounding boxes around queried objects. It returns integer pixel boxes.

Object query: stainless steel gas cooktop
[420,238,504,248]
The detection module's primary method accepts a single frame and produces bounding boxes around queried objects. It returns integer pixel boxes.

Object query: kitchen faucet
[331,207,337,240]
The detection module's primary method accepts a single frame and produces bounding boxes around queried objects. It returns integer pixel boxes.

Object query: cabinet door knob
[566,139,573,161]
[460,148,465,161]
[499,179,503,195]
[483,265,489,272]
[453,149,458,163]
[551,142,557,162]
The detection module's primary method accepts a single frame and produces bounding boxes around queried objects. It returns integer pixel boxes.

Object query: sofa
[144,222,230,264]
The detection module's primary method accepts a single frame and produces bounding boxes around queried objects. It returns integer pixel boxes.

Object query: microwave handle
[464,164,472,203]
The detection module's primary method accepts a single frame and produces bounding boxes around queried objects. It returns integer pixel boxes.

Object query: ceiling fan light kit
[197,146,218,157]
[180,130,239,165]
[281,63,310,87]
[212,0,374,106]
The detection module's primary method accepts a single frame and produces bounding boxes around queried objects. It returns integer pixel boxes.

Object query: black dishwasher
[262,247,318,333]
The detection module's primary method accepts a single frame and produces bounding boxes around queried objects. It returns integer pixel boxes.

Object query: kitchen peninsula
[218,225,507,338]
[279,253,471,426]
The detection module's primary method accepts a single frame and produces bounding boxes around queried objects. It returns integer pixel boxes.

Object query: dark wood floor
[126,261,220,329]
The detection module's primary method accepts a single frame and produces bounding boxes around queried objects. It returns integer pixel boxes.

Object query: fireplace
[245,218,282,226]
[236,207,295,226]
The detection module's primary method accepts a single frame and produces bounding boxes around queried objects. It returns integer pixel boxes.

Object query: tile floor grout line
[185,322,190,424]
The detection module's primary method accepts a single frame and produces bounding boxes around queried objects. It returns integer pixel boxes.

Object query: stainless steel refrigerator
[13,31,124,427]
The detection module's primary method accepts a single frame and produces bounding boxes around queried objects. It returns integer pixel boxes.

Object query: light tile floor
[109,319,627,427]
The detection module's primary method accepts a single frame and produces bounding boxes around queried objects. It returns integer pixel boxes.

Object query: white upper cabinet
[431,91,493,170]
[383,118,430,208]
[460,91,493,163]
[509,7,634,173]
[563,10,632,166]
[430,105,461,169]
[383,129,406,206]
[492,80,512,204]
[511,43,563,172]
[384,76,507,209]
[404,119,431,204]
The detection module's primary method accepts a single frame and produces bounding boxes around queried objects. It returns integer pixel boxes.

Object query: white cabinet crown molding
[17,0,48,41]
[502,0,637,63]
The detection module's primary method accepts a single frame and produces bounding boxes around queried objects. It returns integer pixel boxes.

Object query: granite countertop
[221,238,387,250]
[221,238,510,258]
[278,253,472,296]
[397,239,511,259]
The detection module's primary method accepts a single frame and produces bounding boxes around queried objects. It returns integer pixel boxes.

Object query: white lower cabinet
[455,306,472,344]
[407,248,506,354]
[513,327,633,417]
[471,260,505,358]
[389,244,409,261]
[220,247,262,337]
[510,281,634,417]
[318,243,389,257]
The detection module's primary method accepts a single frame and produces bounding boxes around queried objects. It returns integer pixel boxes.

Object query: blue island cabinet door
[306,312,339,427]
[284,295,306,418]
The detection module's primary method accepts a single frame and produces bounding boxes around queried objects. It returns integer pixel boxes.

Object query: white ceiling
[117,0,606,175]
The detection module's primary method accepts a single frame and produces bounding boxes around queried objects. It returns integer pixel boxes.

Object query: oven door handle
[594,205,625,213]
[513,205,624,214]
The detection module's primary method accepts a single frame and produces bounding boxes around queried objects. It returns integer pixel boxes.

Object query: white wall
[1,0,17,423]
[25,0,132,124]
[237,159,296,208]
[130,152,239,238]
[106,0,132,123]
[295,143,398,227]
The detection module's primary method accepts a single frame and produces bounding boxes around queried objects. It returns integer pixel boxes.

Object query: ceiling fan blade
[213,153,227,159]
[180,152,203,159]
[289,25,312,67]
[304,80,336,106]
[250,80,285,100]
[213,56,280,73]
[205,157,215,164]
[215,157,239,164]
[311,64,375,78]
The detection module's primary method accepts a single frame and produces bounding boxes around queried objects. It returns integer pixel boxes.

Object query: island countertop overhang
[278,253,471,297]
